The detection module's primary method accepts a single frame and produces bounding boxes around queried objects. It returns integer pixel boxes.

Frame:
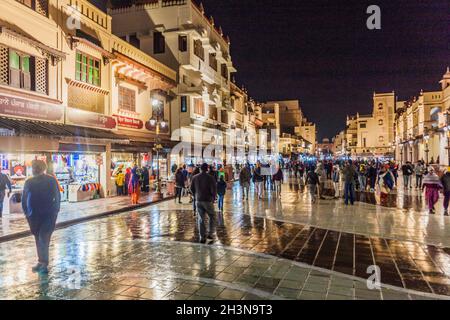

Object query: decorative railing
[69,0,109,30]
[111,35,176,82]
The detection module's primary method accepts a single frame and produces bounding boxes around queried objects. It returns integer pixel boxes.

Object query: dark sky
[93,0,449,140]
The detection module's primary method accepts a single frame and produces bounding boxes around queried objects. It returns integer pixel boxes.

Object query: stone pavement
[1,174,450,300]
[0,213,434,300]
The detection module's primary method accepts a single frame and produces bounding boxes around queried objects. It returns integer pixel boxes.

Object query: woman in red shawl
[422,167,443,214]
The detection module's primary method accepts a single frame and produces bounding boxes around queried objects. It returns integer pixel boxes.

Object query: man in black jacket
[0,170,12,217]
[22,160,61,274]
[190,163,217,243]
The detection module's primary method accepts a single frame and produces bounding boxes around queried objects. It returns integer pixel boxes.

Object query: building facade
[340,92,396,159]
[108,0,237,165]
[395,69,450,166]
[0,0,176,207]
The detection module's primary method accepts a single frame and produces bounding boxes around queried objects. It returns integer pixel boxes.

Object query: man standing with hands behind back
[0,168,12,218]
[190,163,217,244]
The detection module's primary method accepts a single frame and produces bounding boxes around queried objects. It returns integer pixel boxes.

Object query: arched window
[378,103,383,110]
[379,136,384,142]
[378,119,383,126]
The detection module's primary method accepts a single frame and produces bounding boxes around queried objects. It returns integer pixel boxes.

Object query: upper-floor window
[75,52,100,86]
[154,32,165,54]
[179,35,187,52]
[118,86,136,112]
[16,0,48,17]
[379,136,384,142]
[9,50,31,91]
[194,40,204,60]
[359,123,367,128]
[129,33,140,49]
[194,98,205,116]
[4,48,48,95]
[209,53,217,71]
[378,119,384,126]
[221,64,228,80]
[181,96,188,113]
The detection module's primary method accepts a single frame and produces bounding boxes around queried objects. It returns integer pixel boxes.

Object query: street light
[149,98,168,198]
[424,131,430,165]
[399,142,404,164]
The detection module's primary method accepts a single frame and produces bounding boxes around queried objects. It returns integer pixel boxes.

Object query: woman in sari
[422,167,443,214]
[129,166,140,205]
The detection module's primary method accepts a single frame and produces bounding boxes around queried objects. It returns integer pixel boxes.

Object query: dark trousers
[344,182,355,205]
[176,187,183,202]
[29,214,57,266]
[116,185,124,196]
[196,201,216,240]
[416,175,423,188]
[444,192,450,210]
[0,191,5,216]
[218,194,224,211]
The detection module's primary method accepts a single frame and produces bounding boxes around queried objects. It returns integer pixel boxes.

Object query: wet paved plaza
[1,176,450,300]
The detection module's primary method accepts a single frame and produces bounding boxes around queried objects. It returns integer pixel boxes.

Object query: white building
[108,0,237,165]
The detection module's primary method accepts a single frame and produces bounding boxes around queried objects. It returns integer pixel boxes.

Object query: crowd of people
[9,157,450,273]
[112,165,151,205]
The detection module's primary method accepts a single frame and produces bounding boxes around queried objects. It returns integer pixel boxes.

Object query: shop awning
[0,117,130,143]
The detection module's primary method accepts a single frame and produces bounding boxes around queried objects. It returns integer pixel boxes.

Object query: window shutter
[22,56,32,91]
[35,0,48,16]
[9,68,20,88]
[22,70,31,90]
[0,45,8,85]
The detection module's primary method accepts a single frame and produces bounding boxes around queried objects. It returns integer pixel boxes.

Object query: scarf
[422,173,442,187]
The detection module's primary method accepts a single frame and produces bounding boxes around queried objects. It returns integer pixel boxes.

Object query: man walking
[272,165,284,198]
[401,162,413,189]
[342,161,357,205]
[239,164,251,200]
[305,167,320,203]
[415,161,424,189]
[252,162,264,199]
[441,167,450,216]
[191,163,218,243]
[315,162,327,200]
[0,170,12,217]
[22,160,61,274]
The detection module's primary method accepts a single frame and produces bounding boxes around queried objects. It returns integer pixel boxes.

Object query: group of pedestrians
[112,165,150,205]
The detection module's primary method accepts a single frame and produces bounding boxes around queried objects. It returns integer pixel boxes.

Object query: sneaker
[207,235,215,242]
[32,264,42,273]
[38,266,49,274]
[32,264,48,274]
[199,238,206,244]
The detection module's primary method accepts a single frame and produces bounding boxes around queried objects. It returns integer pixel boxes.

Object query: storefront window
[0,152,102,208]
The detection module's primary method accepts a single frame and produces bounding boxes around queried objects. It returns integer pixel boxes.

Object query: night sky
[93,0,449,140]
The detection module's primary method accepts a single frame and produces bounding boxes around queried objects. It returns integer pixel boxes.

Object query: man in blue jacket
[22,160,61,274]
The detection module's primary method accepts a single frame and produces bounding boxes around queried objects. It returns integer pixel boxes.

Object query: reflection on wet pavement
[0,216,439,300]
[1,175,450,300]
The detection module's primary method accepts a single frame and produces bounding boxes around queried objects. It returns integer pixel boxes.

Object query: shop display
[0,153,102,209]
